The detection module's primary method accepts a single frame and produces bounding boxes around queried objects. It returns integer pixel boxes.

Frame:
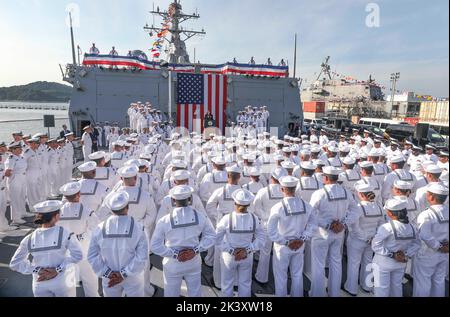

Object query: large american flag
[176,73,228,132]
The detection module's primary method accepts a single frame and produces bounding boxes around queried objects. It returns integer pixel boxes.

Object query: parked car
[385,124,448,150]
[353,124,389,140]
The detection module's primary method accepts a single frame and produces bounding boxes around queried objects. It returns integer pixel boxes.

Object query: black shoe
[253,277,268,287]
[360,287,371,294]
[341,287,357,297]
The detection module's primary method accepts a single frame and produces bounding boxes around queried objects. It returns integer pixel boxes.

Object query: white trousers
[82,146,91,162]
[163,255,202,297]
[102,273,144,297]
[49,167,60,197]
[310,235,344,297]
[26,170,41,211]
[372,254,405,297]
[0,189,9,230]
[272,243,304,297]
[39,168,50,200]
[220,251,253,297]
[213,245,222,289]
[413,251,448,297]
[32,272,74,297]
[7,174,27,221]
[344,234,374,294]
[77,238,100,297]
[255,236,273,283]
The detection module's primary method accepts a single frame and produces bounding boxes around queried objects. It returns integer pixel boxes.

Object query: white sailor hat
[83,126,91,131]
[311,145,321,153]
[172,151,185,160]
[355,183,374,193]
[78,161,97,172]
[340,145,350,153]
[390,155,405,164]
[273,154,285,161]
[211,156,227,165]
[301,135,309,139]
[33,200,63,214]
[118,165,139,178]
[363,130,371,134]
[425,144,436,150]
[226,165,242,174]
[247,139,258,146]
[171,160,188,169]
[427,183,449,195]
[384,199,407,212]
[322,166,342,176]
[394,180,413,190]
[32,133,45,139]
[360,138,368,143]
[7,141,22,149]
[300,149,311,156]
[359,161,374,168]
[310,135,319,143]
[59,182,81,196]
[282,147,292,153]
[313,159,326,166]
[279,176,299,188]
[301,161,317,170]
[139,152,152,160]
[88,151,106,160]
[290,145,300,152]
[439,151,449,157]
[137,159,150,168]
[328,146,339,153]
[231,189,255,206]
[111,141,121,147]
[281,161,296,170]
[275,139,285,145]
[249,167,261,177]
[374,138,382,144]
[262,141,273,148]
[368,148,380,157]
[242,154,256,162]
[64,132,74,137]
[271,167,288,180]
[173,170,190,181]
[343,157,356,165]
[107,191,129,211]
[412,145,422,151]
[169,185,194,200]
[425,164,443,174]
[28,137,40,143]
[124,159,140,167]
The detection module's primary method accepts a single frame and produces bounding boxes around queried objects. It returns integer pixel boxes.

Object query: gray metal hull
[67,66,302,136]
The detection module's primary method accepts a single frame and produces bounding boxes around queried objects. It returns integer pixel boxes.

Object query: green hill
[0,81,72,102]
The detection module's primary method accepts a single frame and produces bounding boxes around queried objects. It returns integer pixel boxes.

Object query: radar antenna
[316,56,332,81]
[144,0,206,64]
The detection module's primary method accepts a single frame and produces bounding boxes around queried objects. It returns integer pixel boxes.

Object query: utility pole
[390,72,400,117]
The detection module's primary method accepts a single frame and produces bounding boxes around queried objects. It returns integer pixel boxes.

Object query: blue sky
[0,0,448,96]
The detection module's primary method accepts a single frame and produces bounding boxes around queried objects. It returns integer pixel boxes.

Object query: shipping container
[303,112,325,120]
[303,101,326,113]
[419,101,449,124]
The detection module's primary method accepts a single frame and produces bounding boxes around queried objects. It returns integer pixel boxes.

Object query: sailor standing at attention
[23,137,42,211]
[216,189,265,297]
[63,133,75,184]
[77,162,109,222]
[58,182,100,297]
[267,176,317,297]
[371,199,420,297]
[343,183,385,296]
[4,142,28,225]
[309,166,359,297]
[252,168,287,284]
[88,191,149,297]
[0,153,17,232]
[413,183,449,297]
[151,185,216,297]
[9,200,83,297]
[81,126,93,162]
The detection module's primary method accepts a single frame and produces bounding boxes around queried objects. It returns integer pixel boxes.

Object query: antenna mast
[317,56,332,81]
[144,0,206,64]
[69,12,77,65]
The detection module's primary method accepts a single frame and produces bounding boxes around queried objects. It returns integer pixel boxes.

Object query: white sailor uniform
[267,197,316,297]
[151,206,216,297]
[10,226,83,297]
[216,211,265,297]
[88,215,148,297]
[59,201,100,297]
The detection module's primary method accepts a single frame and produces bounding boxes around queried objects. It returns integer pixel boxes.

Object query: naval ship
[62,0,302,136]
